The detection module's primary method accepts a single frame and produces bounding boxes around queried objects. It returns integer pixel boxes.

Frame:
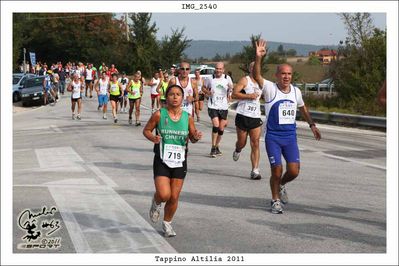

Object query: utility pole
[23,48,26,73]
[125,13,129,41]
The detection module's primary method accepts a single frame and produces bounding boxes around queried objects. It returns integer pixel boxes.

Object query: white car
[13,73,35,102]
[188,65,215,79]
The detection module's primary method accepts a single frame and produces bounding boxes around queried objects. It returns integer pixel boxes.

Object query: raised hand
[255,39,267,58]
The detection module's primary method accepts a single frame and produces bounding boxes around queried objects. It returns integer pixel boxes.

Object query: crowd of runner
[38,40,321,237]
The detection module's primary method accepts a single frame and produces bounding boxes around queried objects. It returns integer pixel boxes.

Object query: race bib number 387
[278,102,296,124]
[163,144,185,168]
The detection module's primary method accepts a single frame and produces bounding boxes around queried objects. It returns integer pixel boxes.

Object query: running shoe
[98,106,101,111]
[135,121,141,126]
[149,197,162,223]
[72,114,75,120]
[128,118,132,124]
[279,185,288,204]
[103,114,107,120]
[250,170,262,180]
[210,147,217,158]
[76,114,81,120]
[162,221,176,237]
[114,118,118,123]
[215,146,222,156]
[271,199,283,214]
[232,150,240,161]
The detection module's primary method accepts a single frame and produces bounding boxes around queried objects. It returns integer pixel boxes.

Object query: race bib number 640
[278,102,296,124]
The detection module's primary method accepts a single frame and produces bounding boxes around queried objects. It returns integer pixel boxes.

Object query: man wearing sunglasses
[168,62,198,117]
[202,62,234,158]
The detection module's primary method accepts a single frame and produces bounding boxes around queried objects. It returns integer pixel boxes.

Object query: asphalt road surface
[13,90,386,254]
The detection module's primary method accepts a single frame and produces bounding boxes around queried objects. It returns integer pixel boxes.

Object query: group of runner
[143,39,321,237]
[49,41,321,237]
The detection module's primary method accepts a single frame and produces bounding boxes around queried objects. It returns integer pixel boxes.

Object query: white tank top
[207,76,230,110]
[72,80,81,99]
[236,76,262,118]
[150,78,160,95]
[99,78,108,95]
[176,77,194,116]
[196,77,203,93]
[86,69,93,80]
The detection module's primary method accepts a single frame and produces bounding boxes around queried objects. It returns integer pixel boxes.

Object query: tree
[330,13,386,115]
[307,55,322,65]
[277,44,285,56]
[159,27,191,69]
[265,52,287,64]
[286,48,297,57]
[129,13,159,76]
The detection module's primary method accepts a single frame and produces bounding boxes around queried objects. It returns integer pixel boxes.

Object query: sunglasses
[180,67,190,71]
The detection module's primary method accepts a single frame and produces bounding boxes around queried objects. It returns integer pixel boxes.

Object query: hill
[184,40,337,59]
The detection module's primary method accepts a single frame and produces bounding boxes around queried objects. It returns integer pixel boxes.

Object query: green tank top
[156,108,189,168]
[128,80,142,99]
[109,81,120,96]
[160,80,168,100]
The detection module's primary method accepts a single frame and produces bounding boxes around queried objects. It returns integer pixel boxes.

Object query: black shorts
[85,80,93,85]
[235,113,263,131]
[153,155,187,179]
[71,97,81,102]
[110,94,121,102]
[198,94,205,101]
[208,108,228,120]
[129,97,141,104]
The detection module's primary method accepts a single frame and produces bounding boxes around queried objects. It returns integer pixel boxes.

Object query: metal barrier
[231,102,386,129]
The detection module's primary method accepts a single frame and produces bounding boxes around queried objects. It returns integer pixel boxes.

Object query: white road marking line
[35,146,85,172]
[86,163,118,187]
[321,153,386,171]
[48,185,176,253]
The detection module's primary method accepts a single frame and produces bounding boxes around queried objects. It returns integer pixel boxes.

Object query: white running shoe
[162,221,176,237]
[232,150,240,161]
[279,185,288,204]
[149,197,162,223]
[271,199,283,214]
[103,114,107,120]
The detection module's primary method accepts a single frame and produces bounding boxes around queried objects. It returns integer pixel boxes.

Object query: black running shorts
[235,113,263,131]
[153,155,187,179]
[208,108,228,120]
[110,94,121,102]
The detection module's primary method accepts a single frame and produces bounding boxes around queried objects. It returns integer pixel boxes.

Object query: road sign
[29,52,36,67]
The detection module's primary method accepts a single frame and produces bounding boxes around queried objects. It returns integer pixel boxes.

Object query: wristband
[309,123,316,128]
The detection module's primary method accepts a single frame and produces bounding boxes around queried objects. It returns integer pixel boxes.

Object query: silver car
[13,73,35,102]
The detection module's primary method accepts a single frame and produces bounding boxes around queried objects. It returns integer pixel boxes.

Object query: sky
[148,13,386,46]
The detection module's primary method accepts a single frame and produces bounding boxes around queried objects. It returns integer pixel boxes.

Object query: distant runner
[126,72,143,126]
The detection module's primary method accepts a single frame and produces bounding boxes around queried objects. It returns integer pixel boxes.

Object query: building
[309,49,338,65]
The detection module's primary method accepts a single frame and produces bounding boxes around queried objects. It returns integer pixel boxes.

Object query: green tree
[265,52,287,64]
[159,27,191,69]
[330,13,386,115]
[307,55,322,65]
[129,13,159,76]
[277,44,285,56]
[286,48,297,57]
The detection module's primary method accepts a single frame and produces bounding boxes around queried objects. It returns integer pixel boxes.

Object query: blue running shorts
[265,134,300,167]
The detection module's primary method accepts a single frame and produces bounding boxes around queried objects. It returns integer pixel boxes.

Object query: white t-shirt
[205,75,233,110]
[118,77,129,91]
[98,78,109,95]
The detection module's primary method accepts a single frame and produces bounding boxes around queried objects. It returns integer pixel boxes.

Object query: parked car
[13,73,35,102]
[20,76,45,106]
[188,65,215,79]
[315,78,335,92]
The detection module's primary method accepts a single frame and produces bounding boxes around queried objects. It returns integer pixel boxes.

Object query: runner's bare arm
[298,105,321,141]
[143,111,162,144]
[232,77,257,100]
[188,116,202,143]
[254,39,267,88]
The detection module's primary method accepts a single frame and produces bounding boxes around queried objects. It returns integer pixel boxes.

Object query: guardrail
[230,102,386,129]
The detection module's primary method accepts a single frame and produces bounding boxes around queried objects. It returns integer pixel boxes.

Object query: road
[12,90,386,254]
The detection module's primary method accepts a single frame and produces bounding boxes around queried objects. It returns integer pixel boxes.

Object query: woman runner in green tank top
[157,71,169,108]
[127,72,143,126]
[143,84,202,237]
